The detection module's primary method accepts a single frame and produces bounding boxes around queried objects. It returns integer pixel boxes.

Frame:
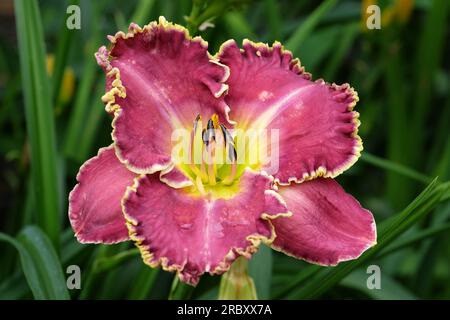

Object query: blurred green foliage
[0,0,449,300]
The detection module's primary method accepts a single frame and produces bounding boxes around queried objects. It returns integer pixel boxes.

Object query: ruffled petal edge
[121,170,291,285]
[217,39,363,186]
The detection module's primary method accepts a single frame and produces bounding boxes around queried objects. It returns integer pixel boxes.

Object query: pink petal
[123,169,290,285]
[218,40,362,184]
[97,17,231,174]
[271,178,376,265]
[68,146,136,243]
[159,165,193,189]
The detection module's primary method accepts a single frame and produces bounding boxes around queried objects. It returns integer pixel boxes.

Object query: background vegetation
[0,0,449,300]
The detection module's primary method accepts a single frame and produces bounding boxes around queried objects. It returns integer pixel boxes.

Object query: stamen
[200,157,208,183]
[220,124,238,185]
[206,119,216,142]
[227,142,237,163]
[205,117,218,186]
[211,114,219,128]
[190,114,238,191]
[193,114,201,132]
[196,176,206,195]
[222,144,237,185]
[220,124,234,147]
[189,115,202,176]
[202,128,209,146]
[222,162,237,185]
[207,139,216,186]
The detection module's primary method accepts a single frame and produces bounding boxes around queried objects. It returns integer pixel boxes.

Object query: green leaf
[60,228,86,264]
[0,272,29,300]
[130,0,156,26]
[92,249,139,274]
[379,222,450,258]
[341,269,417,300]
[298,26,341,72]
[323,22,359,80]
[411,0,450,165]
[361,152,432,184]
[52,0,79,104]
[285,0,337,53]
[64,28,102,161]
[249,244,272,299]
[272,264,321,299]
[223,11,257,41]
[169,277,195,300]
[0,226,69,300]
[76,84,108,160]
[128,267,159,300]
[263,0,281,41]
[14,0,61,247]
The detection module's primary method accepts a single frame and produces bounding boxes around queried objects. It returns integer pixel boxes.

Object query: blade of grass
[60,227,86,264]
[78,245,119,299]
[64,24,102,160]
[272,264,321,299]
[414,236,442,296]
[0,226,69,300]
[263,0,281,41]
[17,226,70,299]
[285,178,448,299]
[0,271,30,300]
[341,269,417,300]
[77,83,108,160]
[379,223,450,258]
[128,268,159,299]
[434,136,450,181]
[223,11,257,41]
[92,249,139,274]
[52,0,79,104]
[78,247,104,300]
[383,36,411,210]
[427,96,450,177]
[169,277,195,300]
[285,0,337,53]
[249,244,272,299]
[130,0,156,26]
[323,22,359,80]
[0,233,45,299]
[410,0,449,168]
[298,26,341,73]
[361,152,432,184]
[14,0,61,247]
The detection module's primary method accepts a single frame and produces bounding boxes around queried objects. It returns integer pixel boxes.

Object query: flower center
[182,114,239,195]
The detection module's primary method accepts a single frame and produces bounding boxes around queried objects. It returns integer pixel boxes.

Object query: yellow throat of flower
[174,114,256,199]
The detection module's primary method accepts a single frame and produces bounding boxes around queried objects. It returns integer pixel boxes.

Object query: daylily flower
[69,17,376,286]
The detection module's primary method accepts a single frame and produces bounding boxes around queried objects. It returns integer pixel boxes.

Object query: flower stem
[218,257,257,300]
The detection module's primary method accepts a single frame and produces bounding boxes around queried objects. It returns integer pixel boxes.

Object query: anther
[220,124,237,163]
[193,114,201,132]
[220,124,238,185]
[220,124,234,147]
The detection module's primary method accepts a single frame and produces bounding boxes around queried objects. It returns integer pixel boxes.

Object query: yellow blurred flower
[361,0,414,30]
[396,0,414,23]
[46,54,75,105]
